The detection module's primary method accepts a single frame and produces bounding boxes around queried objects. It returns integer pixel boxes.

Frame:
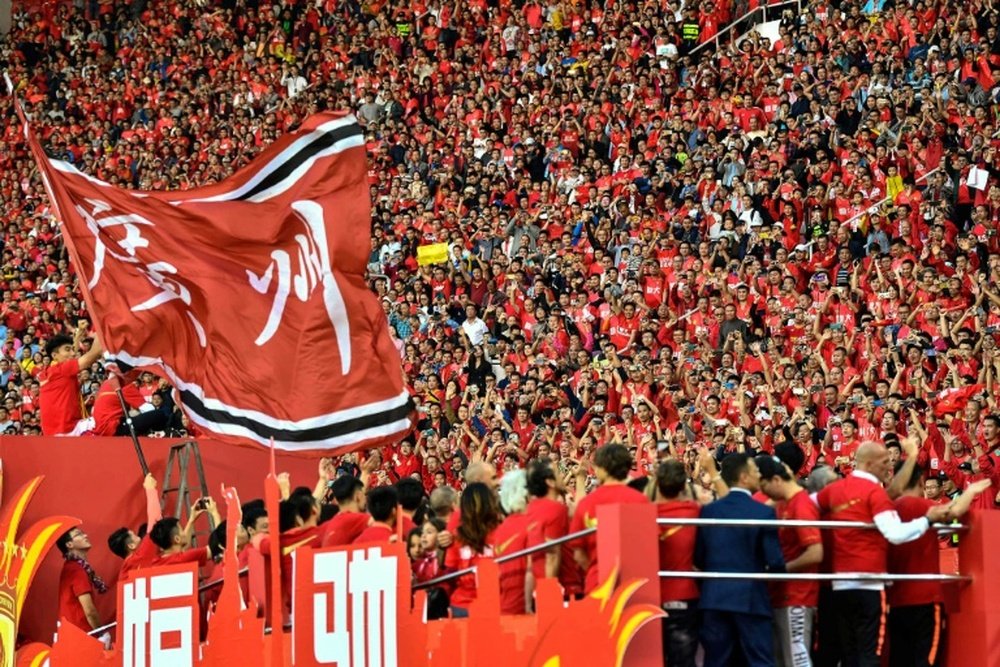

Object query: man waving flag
[21,106,414,454]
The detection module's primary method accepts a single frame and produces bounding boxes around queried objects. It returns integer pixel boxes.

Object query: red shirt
[815,472,896,575]
[320,511,370,547]
[525,497,583,596]
[58,559,96,631]
[656,500,700,603]
[154,548,209,568]
[39,359,83,435]
[92,381,145,436]
[443,534,496,607]
[772,489,821,608]
[120,534,160,578]
[494,512,533,614]
[888,495,942,607]
[353,523,394,545]
[570,483,650,592]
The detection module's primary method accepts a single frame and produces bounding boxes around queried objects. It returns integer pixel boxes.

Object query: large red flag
[22,110,414,454]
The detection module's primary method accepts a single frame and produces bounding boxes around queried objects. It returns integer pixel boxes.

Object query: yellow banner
[416,243,449,266]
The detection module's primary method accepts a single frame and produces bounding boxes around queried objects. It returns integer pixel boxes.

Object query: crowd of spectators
[5,0,1000,661]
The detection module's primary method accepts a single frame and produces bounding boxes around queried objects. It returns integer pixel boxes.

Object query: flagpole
[116,388,150,476]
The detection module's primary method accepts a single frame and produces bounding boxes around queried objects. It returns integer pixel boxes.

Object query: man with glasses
[57,526,107,635]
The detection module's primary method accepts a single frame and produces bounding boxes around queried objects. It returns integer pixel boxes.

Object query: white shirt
[461,317,489,346]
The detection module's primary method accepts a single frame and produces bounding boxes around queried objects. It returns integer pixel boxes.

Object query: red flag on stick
[19,104,414,455]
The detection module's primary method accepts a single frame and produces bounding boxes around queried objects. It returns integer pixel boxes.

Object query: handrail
[412,527,596,591]
[690,0,803,57]
[659,571,970,582]
[655,517,966,533]
[86,568,248,637]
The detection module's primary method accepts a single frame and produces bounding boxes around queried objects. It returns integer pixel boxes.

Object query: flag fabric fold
[22,108,414,454]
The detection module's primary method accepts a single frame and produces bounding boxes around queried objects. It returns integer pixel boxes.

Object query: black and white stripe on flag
[20,99,416,455]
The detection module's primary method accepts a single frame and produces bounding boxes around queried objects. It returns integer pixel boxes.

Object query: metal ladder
[160,440,214,543]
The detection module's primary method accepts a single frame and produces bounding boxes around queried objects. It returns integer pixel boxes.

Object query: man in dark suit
[695,452,785,667]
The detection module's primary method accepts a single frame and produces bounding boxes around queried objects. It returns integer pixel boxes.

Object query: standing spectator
[887,456,991,667]
[39,326,103,436]
[570,444,650,593]
[814,442,951,667]
[756,455,823,667]
[353,486,398,545]
[525,459,583,602]
[56,526,106,634]
[654,459,702,667]
[494,469,531,614]
[696,453,785,667]
[108,474,162,577]
[321,476,369,547]
[149,499,220,567]
[443,483,502,618]
[460,305,489,347]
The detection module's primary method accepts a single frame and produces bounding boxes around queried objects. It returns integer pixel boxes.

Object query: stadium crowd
[4,0,1000,661]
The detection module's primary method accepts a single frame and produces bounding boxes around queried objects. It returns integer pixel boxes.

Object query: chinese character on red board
[118,563,199,667]
[292,543,408,667]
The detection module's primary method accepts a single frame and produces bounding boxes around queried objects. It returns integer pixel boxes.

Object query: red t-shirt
[656,500,700,603]
[155,547,209,568]
[525,497,583,596]
[120,534,160,578]
[92,381,145,436]
[321,511,370,547]
[39,359,84,435]
[353,523,394,545]
[494,512,532,614]
[569,484,650,592]
[443,534,496,607]
[815,473,896,574]
[888,495,942,607]
[772,489,821,608]
[58,559,95,631]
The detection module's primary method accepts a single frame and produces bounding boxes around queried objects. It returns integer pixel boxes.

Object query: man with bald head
[813,440,952,667]
[444,460,500,535]
[465,461,499,490]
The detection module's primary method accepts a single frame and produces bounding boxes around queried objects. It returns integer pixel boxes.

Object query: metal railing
[656,516,970,585]
[659,572,969,582]
[412,527,596,591]
[690,0,803,57]
[655,517,965,532]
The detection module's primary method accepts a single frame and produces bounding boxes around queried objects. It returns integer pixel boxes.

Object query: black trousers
[114,409,168,437]
[661,600,700,667]
[888,603,944,667]
[832,589,887,667]
[815,586,841,667]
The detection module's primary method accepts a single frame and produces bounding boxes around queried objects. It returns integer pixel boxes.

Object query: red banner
[22,110,414,455]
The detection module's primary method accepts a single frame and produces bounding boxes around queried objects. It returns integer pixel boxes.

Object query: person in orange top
[443,482,502,617]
